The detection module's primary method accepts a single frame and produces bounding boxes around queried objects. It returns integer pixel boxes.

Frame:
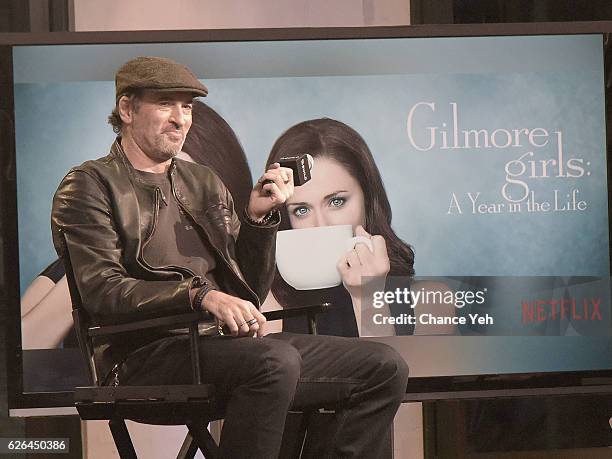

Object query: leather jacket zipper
[140,186,161,252]
[140,186,198,279]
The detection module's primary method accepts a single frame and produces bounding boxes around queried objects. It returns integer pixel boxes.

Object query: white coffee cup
[276,224,373,290]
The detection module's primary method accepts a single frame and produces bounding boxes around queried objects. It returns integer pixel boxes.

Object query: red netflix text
[521,297,603,323]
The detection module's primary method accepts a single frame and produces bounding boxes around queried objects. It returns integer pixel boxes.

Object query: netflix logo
[521,297,603,323]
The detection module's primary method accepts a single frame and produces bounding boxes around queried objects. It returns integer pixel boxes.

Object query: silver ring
[237,320,247,328]
[246,318,258,326]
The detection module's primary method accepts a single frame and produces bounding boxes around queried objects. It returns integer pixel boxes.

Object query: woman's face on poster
[285,157,366,230]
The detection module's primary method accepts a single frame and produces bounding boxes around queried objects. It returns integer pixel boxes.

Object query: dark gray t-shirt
[135,169,218,288]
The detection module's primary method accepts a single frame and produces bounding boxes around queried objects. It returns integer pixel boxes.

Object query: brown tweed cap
[115,56,208,101]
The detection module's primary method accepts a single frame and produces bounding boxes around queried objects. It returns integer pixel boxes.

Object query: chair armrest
[88,302,332,337]
[86,311,211,385]
[263,302,331,335]
[87,311,209,337]
[262,302,331,322]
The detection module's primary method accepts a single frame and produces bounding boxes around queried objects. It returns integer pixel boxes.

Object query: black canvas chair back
[60,235,97,386]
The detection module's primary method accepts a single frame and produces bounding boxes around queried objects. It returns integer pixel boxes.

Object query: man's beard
[132,130,185,163]
[147,135,184,162]
[129,119,188,164]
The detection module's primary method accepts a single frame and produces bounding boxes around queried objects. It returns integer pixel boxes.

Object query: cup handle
[346,236,373,252]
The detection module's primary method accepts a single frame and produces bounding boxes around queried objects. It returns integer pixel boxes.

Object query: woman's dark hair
[266,118,415,309]
[182,101,253,215]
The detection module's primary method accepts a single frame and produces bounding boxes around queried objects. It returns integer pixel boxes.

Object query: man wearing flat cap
[52,56,408,458]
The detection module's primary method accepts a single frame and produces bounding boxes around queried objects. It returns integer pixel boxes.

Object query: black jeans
[119,332,409,459]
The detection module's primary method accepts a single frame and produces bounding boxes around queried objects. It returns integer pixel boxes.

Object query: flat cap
[115,56,208,101]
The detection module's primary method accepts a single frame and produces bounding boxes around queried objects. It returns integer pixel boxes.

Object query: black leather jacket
[51,139,279,379]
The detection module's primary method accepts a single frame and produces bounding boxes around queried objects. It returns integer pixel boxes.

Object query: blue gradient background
[13,34,612,376]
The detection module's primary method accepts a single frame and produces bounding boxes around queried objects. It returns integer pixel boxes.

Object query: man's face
[127,90,194,163]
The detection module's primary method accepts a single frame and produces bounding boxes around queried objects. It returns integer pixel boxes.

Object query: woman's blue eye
[293,206,309,217]
[329,197,346,208]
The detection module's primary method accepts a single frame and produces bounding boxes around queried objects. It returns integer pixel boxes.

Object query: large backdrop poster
[12,34,612,387]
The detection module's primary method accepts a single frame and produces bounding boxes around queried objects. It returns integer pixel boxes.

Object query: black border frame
[2,22,612,410]
[0,21,611,44]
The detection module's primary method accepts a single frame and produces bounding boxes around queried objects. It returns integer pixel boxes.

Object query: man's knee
[369,342,409,393]
[263,340,302,383]
[251,339,302,404]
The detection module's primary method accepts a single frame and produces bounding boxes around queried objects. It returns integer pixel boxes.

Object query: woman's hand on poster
[338,225,394,336]
[337,225,390,297]
[247,163,294,221]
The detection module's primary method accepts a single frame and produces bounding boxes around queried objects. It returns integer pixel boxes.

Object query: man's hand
[247,163,294,221]
[201,290,266,337]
